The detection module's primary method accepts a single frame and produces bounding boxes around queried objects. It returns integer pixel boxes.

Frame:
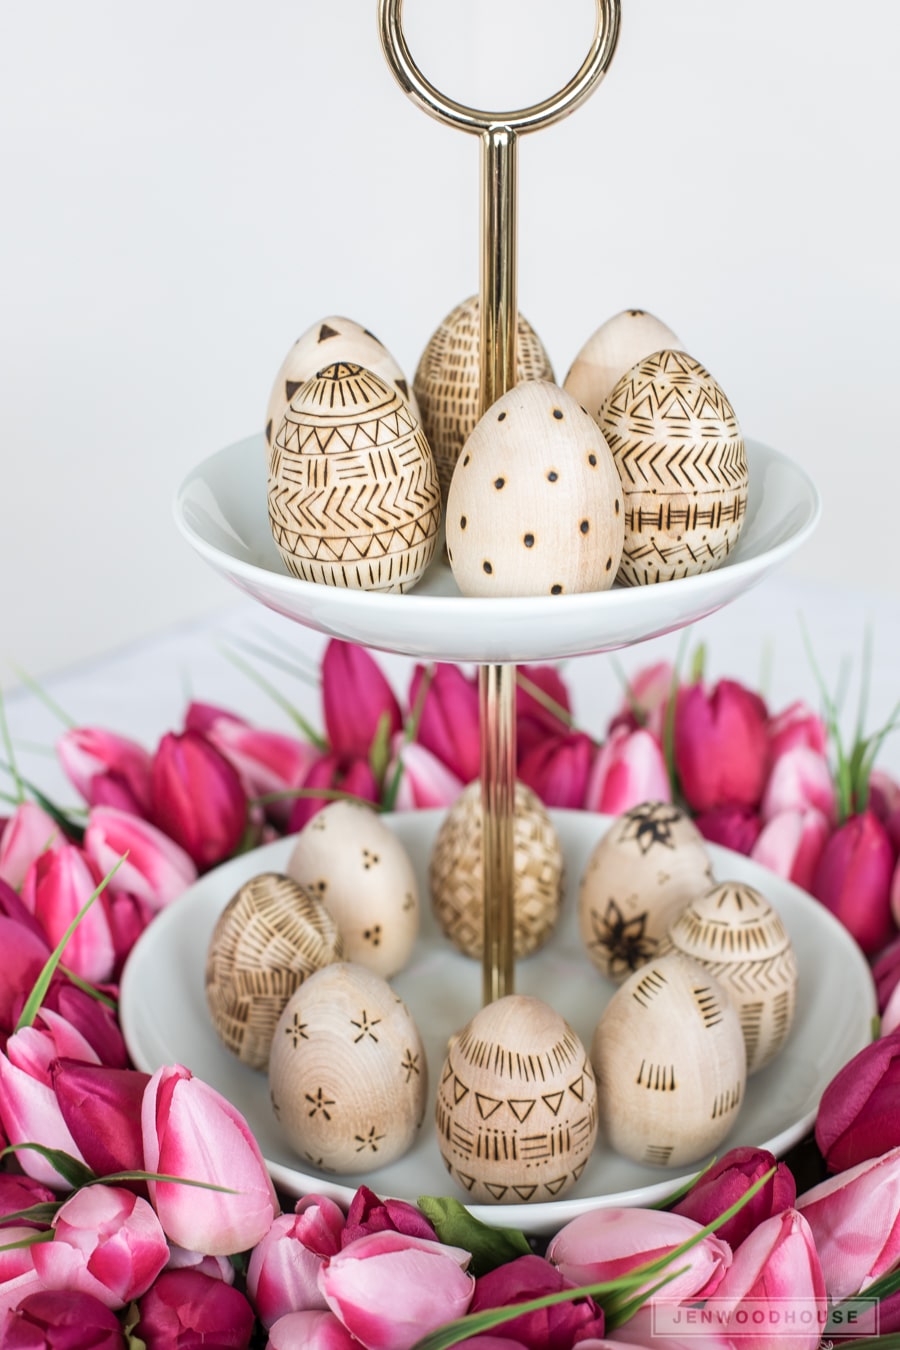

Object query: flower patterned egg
[578,801,713,982]
[435,994,598,1204]
[285,800,419,980]
[445,381,624,598]
[429,780,564,960]
[267,362,441,592]
[413,294,554,503]
[563,309,681,421]
[265,316,420,465]
[205,871,343,1071]
[268,962,428,1174]
[598,349,748,586]
[658,880,798,1075]
[591,952,747,1167]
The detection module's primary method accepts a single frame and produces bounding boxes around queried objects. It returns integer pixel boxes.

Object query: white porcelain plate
[173,437,819,665]
[120,809,873,1236]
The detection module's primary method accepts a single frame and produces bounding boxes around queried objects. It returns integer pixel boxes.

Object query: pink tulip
[57,727,153,816]
[766,701,828,759]
[410,663,480,783]
[165,1244,236,1283]
[390,740,464,810]
[797,1144,900,1300]
[318,1230,474,1350]
[267,1310,359,1349]
[40,980,128,1069]
[20,844,115,984]
[83,806,197,913]
[246,1198,345,1327]
[135,1269,256,1349]
[0,1173,57,1225]
[0,915,51,1037]
[2,1290,126,1348]
[750,807,831,893]
[518,731,594,809]
[106,890,156,974]
[0,1223,41,1283]
[141,1064,278,1255]
[584,727,671,815]
[0,801,65,891]
[675,679,769,812]
[608,661,673,740]
[893,855,900,932]
[672,1147,796,1249]
[760,746,836,824]
[288,753,380,830]
[882,978,900,1037]
[150,731,247,870]
[322,640,402,760]
[469,1253,605,1350]
[811,809,895,954]
[816,1030,900,1171]
[694,804,762,855]
[873,934,900,1013]
[340,1186,436,1247]
[51,1059,149,1183]
[185,702,318,828]
[870,769,900,853]
[516,665,574,759]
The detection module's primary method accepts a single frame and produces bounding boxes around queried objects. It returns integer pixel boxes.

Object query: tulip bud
[767,701,828,759]
[246,1201,344,1328]
[811,809,895,954]
[694,803,762,855]
[816,1030,900,1171]
[608,661,674,740]
[389,740,464,811]
[150,731,247,870]
[84,806,197,913]
[267,1310,359,1349]
[518,731,593,809]
[288,754,380,830]
[797,1144,900,1300]
[185,702,318,828]
[41,980,128,1068]
[2,1290,126,1349]
[760,746,836,824]
[0,801,65,892]
[57,727,153,817]
[135,1269,256,1349]
[20,844,115,984]
[410,663,480,783]
[51,1059,149,1183]
[33,1185,169,1308]
[341,1186,436,1246]
[583,727,671,815]
[0,915,51,1036]
[675,678,769,812]
[469,1253,605,1350]
[672,1147,796,1249]
[750,808,831,894]
[322,640,402,760]
[516,665,574,759]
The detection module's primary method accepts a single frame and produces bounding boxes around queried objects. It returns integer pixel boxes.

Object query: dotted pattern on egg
[413,295,554,502]
[599,349,748,586]
[268,362,441,592]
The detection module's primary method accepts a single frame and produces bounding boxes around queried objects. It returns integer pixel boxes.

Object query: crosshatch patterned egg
[267,362,441,592]
[205,871,343,1071]
[435,994,598,1204]
[445,381,624,598]
[591,952,747,1167]
[578,801,714,982]
[268,962,428,1174]
[563,309,681,420]
[658,880,798,1075]
[598,349,748,586]
[429,780,565,960]
[413,295,554,502]
[265,316,420,463]
[285,800,419,980]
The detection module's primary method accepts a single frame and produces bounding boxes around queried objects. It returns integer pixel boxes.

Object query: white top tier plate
[174,435,819,664]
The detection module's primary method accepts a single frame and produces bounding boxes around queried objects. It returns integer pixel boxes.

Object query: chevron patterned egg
[267,362,441,592]
[659,880,798,1075]
[598,349,748,586]
[563,309,681,421]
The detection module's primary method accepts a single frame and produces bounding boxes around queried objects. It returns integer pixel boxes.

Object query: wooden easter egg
[268,962,428,1174]
[578,801,714,982]
[413,295,554,502]
[598,349,748,586]
[268,362,441,592]
[445,382,624,598]
[659,881,798,1075]
[435,995,598,1204]
[563,309,681,420]
[285,801,419,980]
[205,872,343,1071]
[429,780,564,960]
[265,316,419,462]
[591,952,747,1167]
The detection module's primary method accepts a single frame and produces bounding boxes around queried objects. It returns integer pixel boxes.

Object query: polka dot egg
[445,381,624,598]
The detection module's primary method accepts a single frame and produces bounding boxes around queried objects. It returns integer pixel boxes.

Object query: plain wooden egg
[445,381,624,598]
[267,362,441,592]
[598,349,748,586]
[429,780,564,960]
[268,962,428,1174]
[591,952,747,1167]
[435,995,598,1204]
[286,801,419,979]
[578,801,714,982]
[413,295,554,502]
[205,872,343,1071]
[659,880,798,1075]
[563,309,681,420]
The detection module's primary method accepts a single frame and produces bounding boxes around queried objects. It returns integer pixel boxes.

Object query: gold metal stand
[378,0,620,1004]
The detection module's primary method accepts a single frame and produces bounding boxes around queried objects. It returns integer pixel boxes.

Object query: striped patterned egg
[563,308,681,421]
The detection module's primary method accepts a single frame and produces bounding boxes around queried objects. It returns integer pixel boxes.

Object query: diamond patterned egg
[445,381,624,598]
[267,362,441,592]
[563,308,681,420]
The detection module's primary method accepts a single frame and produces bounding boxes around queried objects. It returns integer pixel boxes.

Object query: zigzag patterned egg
[598,349,748,585]
[268,362,442,592]
[658,880,798,1075]
[563,309,681,420]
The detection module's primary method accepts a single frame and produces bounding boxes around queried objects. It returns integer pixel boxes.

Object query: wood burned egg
[598,349,748,586]
[591,952,747,1167]
[269,962,427,1174]
[205,872,343,1071]
[265,316,419,464]
[578,801,714,983]
[285,801,419,980]
[658,880,798,1075]
[445,382,624,598]
[564,309,681,421]
[435,995,598,1204]
[413,294,554,503]
[267,362,441,592]
[429,780,564,960]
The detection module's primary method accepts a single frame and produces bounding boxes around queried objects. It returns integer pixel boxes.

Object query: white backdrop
[2,1,898,689]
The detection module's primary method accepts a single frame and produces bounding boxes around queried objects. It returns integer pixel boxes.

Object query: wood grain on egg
[563,309,681,419]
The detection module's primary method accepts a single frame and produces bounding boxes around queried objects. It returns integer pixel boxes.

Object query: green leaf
[0,1200,60,1226]
[831,1337,900,1350]
[834,1264,900,1308]
[416,1196,530,1276]
[650,1156,717,1210]
[58,967,118,1010]
[2,1143,96,1189]
[688,641,706,684]
[9,665,76,729]
[0,1229,54,1254]
[86,1170,238,1194]
[369,710,393,789]
[515,669,574,730]
[0,763,86,843]
[800,618,852,823]
[217,643,327,749]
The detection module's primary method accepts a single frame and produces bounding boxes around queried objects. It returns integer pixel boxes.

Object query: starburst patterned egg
[578,801,714,982]
[563,309,681,420]
[435,995,598,1204]
[267,362,441,592]
[268,962,428,1174]
[659,880,798,1075]
[598,349,748,585]
[429,780,564,960]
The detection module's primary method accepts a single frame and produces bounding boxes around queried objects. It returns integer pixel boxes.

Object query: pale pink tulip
[267,1310,358,1349]
[760,746,836,823]
[57,727,153,816]
[766,701,828,759]
[797,1144,900,1300]
[609,661,673,740]
[83,806,197,912]
[811,808,895,954]
[0,1224,41,1283]
[750,807,831,893]
[675,679,769,812]
[247,1205,341,1327]
[20,844,115,984]
[409,663,480,783]
[150,731,247,870]
[135,1268,256,1349]
[165,1244,236,1284]
[185,702,318,828]
[0,801,64,891]
[584,727,671,815]
[32,1185,168,1308]
[390,740,464,810]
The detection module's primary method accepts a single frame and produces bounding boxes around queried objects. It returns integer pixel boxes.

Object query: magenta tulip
[873,934,900,1013]
[0,801,65,891]
[267,1310,359,1349]
[51,1059,149,1182]
[150,731,247,870]
[516,665,574,759]
[893,855,900,932]
[797,1144,900,1300]
[0,915,51,1036]
[246,1201,344,1327]
[390,741,464,810]
[584,727,671,815]
[185,702,318,828]
[340,1186,436,1247]
[0,1173,56,1225]
[2,1290,126,1349]
[675,678,769,812]
[766,700,828,759]
[410,663,480,783]
[816,1030,900,1171]
[20,844,115,984]
[322,640,402,759]
[811,808,895,954]
[518,731,594,809]
[57,727,153,817]
[469,1253,605,1350]
[83,806,197,913]
[870,769,900,853]
[750,807,831,894]
[693,803,762,855]
[135,1268,256,1349]
[672,1147,796,1249]
[288,752,380,830]
[40,981,128,1069]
